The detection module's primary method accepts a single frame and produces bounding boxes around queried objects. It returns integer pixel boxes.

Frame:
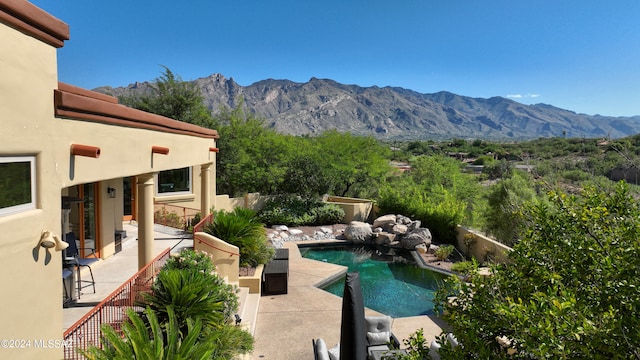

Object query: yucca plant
[205,208,274,267]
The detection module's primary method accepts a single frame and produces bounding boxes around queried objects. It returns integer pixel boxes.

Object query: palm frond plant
[142,268,237,330]
[205,208,274,267]
[80,306,217,360]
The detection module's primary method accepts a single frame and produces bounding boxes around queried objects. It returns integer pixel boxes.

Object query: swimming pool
[300,245,447,318]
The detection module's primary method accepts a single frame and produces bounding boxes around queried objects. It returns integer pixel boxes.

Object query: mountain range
[95,74,640,140]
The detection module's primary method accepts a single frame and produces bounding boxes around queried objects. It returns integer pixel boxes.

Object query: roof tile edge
[55,83,219,139]
[0,0,69,48]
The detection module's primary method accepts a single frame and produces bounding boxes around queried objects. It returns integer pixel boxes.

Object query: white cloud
[506,93,541,99]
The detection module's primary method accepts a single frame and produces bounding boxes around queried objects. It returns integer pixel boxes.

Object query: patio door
[81,183,100,258]
[68,183,101,258]
[123,176,136,221]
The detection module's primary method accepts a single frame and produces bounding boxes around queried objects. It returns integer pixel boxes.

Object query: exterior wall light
[107,187,116,198]
[39,230,69,251]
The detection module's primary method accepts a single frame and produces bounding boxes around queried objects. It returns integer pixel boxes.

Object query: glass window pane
[157,168,191,194]
[0,157,35,216]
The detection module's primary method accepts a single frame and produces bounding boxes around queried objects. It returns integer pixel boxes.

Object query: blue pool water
[301,246,447,318]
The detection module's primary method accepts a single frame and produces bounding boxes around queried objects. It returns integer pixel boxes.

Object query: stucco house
[0,1,219,358]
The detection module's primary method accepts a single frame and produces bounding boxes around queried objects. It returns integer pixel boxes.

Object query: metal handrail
[63,248,171,359]
[192,212,213,234]
[154,202,200,230]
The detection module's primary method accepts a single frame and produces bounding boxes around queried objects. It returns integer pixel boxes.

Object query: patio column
[200,163,212,217]
[137,173,155,269]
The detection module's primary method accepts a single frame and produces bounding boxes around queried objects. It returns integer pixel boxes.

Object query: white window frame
[0,156,36,216]
[155,167,192,196]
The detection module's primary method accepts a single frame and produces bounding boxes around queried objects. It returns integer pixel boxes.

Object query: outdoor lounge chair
[312,316,401,360]
[365,315,401,358]
[63,232,97,297]
[312,338,340,360]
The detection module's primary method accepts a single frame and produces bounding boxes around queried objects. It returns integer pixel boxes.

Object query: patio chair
[63,232,97,297]
[365,315,401,359]
[312,338,340,360]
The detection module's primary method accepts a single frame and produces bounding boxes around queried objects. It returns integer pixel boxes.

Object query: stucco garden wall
[455,226,512,264]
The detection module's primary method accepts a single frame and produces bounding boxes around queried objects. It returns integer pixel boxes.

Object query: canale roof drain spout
[70,144,100,158]
[152,146,170,155]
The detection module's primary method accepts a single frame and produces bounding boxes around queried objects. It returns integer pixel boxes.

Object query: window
[0,156,36,216]
[157,167,191,195]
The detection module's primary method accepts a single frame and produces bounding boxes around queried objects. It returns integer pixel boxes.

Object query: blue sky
[32,0,640,116]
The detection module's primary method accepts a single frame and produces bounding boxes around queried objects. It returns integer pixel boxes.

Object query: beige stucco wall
[194,232,240,285]
[0,22,65,359]
[325,195,373,223]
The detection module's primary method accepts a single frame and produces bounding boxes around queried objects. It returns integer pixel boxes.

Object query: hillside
[95,74,640,140]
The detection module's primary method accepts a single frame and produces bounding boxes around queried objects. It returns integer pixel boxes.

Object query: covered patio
[62,222,193,330]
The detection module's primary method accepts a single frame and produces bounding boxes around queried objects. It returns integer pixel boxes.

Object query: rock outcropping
[344,214,432,251]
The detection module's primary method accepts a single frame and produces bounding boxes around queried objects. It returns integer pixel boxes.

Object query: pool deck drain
[249,241,447,360]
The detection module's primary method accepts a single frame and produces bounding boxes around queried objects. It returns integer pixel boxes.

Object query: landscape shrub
[433,182,640,359]
[434,244,455,261]
[257,195,345,226]
[309,203,345,225]
[143,258,239,328]
[162,248,215,274]
[450,259,479,275]
[154,208,184,229]
[205,208,274,267]
[81,307,221,360]
[377,184,465,244]
[84,249,253,360]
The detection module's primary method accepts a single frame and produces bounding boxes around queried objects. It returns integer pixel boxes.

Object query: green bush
[434,182,640,358]
[163,248,215,274]
[143,269,237,330]
[205,208,274,267]
[472,155,495,165]
[154,208,184,229]
[258,195,345,226]
[377,184,465,244]
[85,248,253,360]
[309,203,345,225]
[434,244,455,261]
[450,259,479,275]
[81,307,221,360]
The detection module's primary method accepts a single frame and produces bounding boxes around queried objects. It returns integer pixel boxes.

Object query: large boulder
[407,220,421,232]
[391,224,408,235]
[373,232,395,245]
[343,221,373,243]
[400,228,432,250]
[372,214,397,232]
